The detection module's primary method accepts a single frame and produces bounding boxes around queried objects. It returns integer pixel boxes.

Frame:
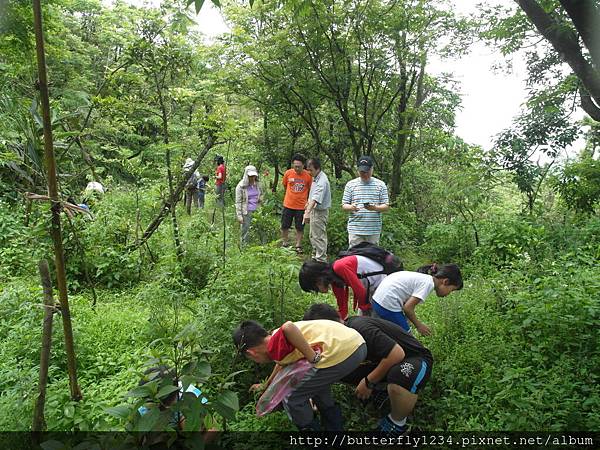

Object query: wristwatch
[364,376,376,390]
[311,350,322,364]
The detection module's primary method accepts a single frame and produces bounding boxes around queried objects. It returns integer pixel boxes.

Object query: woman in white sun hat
[235,165,264,245]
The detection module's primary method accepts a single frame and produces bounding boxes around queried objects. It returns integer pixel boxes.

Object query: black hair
[303,303,340,321]
[232,320,268,354]
[416,263,463,290]
[215,155,224,165]
[291,153,306,164]
[299,261,345,293]
[307,157,321,170]
[202,175,209,181]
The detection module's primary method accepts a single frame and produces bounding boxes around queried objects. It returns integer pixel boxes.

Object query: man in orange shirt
[281,154,312,252]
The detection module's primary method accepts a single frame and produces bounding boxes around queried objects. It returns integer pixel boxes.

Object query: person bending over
[299,255,386,320]
[232,319,366,431]
[371,264,463,335]
[303,303,433,434]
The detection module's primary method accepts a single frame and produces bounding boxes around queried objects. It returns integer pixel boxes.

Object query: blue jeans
[371,301,411,332]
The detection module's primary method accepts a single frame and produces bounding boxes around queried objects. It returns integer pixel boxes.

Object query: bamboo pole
[32,0,82,401]
[32,260,56,431]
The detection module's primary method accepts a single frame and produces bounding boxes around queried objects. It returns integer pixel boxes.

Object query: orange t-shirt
[282,169,312,210]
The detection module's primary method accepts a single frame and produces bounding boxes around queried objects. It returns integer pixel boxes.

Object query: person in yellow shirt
[233,319,366,430]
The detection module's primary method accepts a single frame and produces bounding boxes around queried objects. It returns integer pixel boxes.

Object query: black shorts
[341,356,432,394]
[281,207,305,231]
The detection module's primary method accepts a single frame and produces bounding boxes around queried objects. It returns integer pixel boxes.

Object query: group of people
[183,151,391,253]
[182,155,227,215]
[233,152,390,255]
[234,246,463,433]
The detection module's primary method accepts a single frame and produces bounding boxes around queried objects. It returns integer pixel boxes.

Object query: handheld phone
[364,202,371,207]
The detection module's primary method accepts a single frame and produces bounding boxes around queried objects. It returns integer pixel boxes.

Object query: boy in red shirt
[233,319,366,430]
[281,154,312,252]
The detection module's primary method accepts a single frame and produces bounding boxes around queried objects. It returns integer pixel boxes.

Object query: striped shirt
[342,177,389,235]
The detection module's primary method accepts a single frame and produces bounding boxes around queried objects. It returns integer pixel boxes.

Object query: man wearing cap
[214,155,227,207]
[303,157,331,262]
[342,155,390,247]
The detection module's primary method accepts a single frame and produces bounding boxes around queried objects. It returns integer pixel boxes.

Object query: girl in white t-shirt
[371,264,463,335]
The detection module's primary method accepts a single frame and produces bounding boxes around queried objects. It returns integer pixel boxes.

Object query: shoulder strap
[357,270,385,279]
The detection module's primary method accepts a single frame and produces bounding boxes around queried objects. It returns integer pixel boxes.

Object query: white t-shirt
[372,271,434,312]
[355,255,386,294]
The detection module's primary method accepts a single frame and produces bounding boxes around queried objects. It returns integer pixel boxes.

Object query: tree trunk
[517,0,600,120]
[131,134,216,251]
[32,0,81,401]
[33,260,55,431]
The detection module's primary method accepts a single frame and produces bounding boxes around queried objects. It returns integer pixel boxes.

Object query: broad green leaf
[105,405,131,419]
[134,406,160,432]
[157,384,180,399]
[211,390,238,420]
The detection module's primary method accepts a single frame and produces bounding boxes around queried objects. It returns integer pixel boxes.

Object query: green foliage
[554,156,600,213]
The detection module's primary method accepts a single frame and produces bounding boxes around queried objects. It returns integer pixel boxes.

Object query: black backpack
[337,242,404,279]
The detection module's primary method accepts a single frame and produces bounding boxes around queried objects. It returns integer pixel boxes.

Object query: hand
[364,204,378,211]
[238,217,244,224]
[249,383,264,393]
[355,378,373,400]
[302,211,310,224]
[416,323,431,336]
[351,203,361,212]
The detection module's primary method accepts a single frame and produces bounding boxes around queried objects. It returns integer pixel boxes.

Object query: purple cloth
[247,184,259,212]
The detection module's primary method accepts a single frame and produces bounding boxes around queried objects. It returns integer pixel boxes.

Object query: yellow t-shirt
[271,320,365,369]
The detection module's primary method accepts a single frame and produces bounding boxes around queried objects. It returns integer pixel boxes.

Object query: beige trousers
[309,208,329,262]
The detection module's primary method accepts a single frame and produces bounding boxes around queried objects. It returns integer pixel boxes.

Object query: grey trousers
[348,233,380,248]
[215,183,226,207]
[240,211,254,245]
[283,343,367,428]
[309,208,329,262]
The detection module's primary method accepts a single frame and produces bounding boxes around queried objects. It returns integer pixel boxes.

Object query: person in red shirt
[232,319,366,430]
[214,155,227,207]
[281,154,312,252]
[299,256,387,320]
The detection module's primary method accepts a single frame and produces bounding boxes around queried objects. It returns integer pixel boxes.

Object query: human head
[291,153,306,174]
[299,261,337,293]
[245,165,258,184]
[232,320,271,363]
[303,303,342,322]
[417,263,463,296]
[357,155,374,181]
[307,158,321,177]
[184,158,194,170]
[202,175,209,182]
[214,155,224,166]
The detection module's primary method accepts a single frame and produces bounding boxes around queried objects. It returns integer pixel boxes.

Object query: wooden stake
[32,0,82,401]
[32,260,55,431]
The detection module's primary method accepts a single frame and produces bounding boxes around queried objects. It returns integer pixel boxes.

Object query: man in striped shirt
[342,155,390,247]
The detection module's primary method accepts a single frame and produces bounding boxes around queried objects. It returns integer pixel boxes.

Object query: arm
[250,364,283,392]
[280,322,318,362]
[216,168,223,181]
[365,203,390,212]
[342,183,358,212]
[403,296,430,336]
[355,345,405,400]
[282,172,288,190]
[365,184,390,212]
[235,185,243,221]
[333,258,367,311]
[303,199,317,223]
